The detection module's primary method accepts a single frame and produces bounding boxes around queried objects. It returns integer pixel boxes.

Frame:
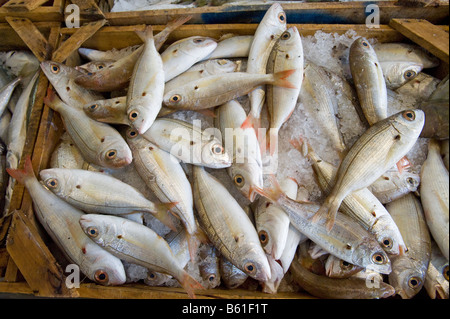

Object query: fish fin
[166,15,193,32]
[6,156,35,184]
[272,69,297,89]
[135,25,154,43]
[180,271,204,299]
[153,202,178,232]
[186,232,199,263]
[196,108,216,118]
[43,87,62,111]
[312,196,340,232]
[266,128,279,156]
[252,174,283,204]
[396,156,412,174]
[241,113,260,131]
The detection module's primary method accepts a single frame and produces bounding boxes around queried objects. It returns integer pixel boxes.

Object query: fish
[373,42,440,69]
[419,100,449,140]
[165,59,239,94]
[202,35,253,61]
[278,223,305,274]
[76,60,115,74]
[367,168,420,204]
[192,166,271,282]
[49,135,91,170]
[349,37,388,126]
[163,69,296,111]
[161,36,218,82]
[43,89,133,169]
[312,109,425,231]
[290,254,395,299]
[0,77,21,117]
[395,72,441,102]
[198,244,221,289]
[324,254,363,279]
[40,61,103,109]
[215,100,263,201]
[79,214,203,298]
[125,129,204,261]
[78,45,141,62]
[74,16,191,92]
[380,61,423,90]
[0,110,11,143]
[141,118,231,169]
[0,142,7,213]
[424,241,449,299]
[219,256,248,289]
[292,137,406,256]
[441,139,449,171]
[261,254,285,294]
[254,177,297,260]
[429,75,448,102]
[420,139,449,260]
[38,168,176,230]
[266,26,304,155]
[252,176,392,274]
[127,25,165,134]
[386,194,431,299]
[246,3,287,129]
[297,61,346,154]
[7,157,127,286]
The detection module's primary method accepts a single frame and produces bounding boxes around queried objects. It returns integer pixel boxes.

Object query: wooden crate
[0,19,61,295]
[64,1,450,26]
[0,0,65,23]
[0,19,447,299]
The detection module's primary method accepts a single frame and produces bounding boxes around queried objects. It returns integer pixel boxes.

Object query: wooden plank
[52,19,107,63]
[77,283,315,299]
[389,18,449,64]
[0,282,34,296]
[1,0,49,12]
[67,0,105,20]
[6,210,79,297]
[5,16,52,61]
[101,1,449,26]
[3,256,20,282]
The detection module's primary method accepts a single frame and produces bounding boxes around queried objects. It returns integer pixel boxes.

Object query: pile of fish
[2,3,449,299]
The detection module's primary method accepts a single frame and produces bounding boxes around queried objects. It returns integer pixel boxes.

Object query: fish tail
[312,196,340,232]
[266,128,279,156]
[186,232,200,263]
[272,69,297,89]
[135,25,154,43]
[396,155,412,174]
[252,174,284,204]
[43,87,61,111]
[180,271,204,299]
[6,155,35,184]
[153,202,178,232]
[241,113,260,131]
[167,15,193,31]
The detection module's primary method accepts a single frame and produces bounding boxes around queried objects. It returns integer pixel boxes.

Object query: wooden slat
[6,210,79,297]
[1,0,49,12]
[389,18,449,64]
[68,0,105,20]
[52,19,107,63]
[0,282,34,296]
[3,256,21,282]
[5,16,52,61]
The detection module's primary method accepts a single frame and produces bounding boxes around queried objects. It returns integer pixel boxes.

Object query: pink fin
[180,271,204,299]
[396,156,412,174]
[6,156,35,184]
[153,202,178,232]
[272,69,297,89]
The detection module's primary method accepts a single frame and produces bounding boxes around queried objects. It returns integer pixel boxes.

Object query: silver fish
[198,244,221,289]
[349,37,388,126]
[324,254,363,279]
[386,194,432,299]
[202,35,253,61]
[0,77,20,117]
[79,214,203,298]
[43,90,133,169]
[193,166,271,282]
[374,43,440,69]
[78,45,141,62]
[215,100,263,201]
[380,61,423,90]
[219,256,248,289]
[420,139,449,260]
[424,241,449,299]
[313,109,425,231]
[7,157,126,285]
[247,2,287,127]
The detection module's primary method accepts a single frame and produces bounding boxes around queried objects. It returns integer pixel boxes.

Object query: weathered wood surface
[0,0,64,23]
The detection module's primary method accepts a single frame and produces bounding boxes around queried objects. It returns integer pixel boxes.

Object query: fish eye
[443,265,449,281]
[212,144,224,155]
[278,12,286,23]
[208,274,216,282]
[234,174,245,188]
[381,238,393,249]
[281,31,291,40]
[50,64,60,74]
[404,70,417,80]
[97,63,105,70]
[258,230,269,246]
[128,110,139,122]
[169,94,182,103]
[340,260,353,270]
[244,262,257,275]
[406,177,417,186]
[361,40,369,47]
[127,129,138,139]
[371,252,386,265]
[46,178,58,189]
[88,104,98,111]
[193,38,205,43]
[402,110,416,121]
[87,226,99,238]
[147,272,157,280]
[408,276,421,289]
[94,269,109,284]
[106,150,117,159]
